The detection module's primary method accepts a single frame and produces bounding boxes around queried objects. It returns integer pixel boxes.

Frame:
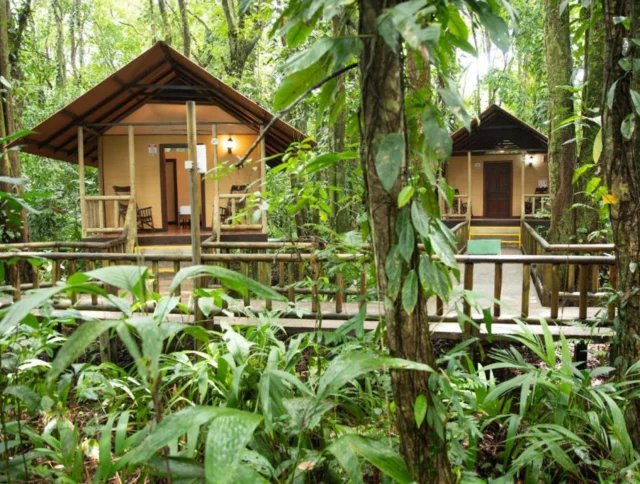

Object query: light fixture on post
[528,155,534,168]
[225,137,235,154]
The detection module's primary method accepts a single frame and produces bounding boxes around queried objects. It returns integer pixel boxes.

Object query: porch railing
[523,193,550,217]
[521,222,615,309]
[0,246,615,329]
[445,195,469,219]
[84,195,132,233]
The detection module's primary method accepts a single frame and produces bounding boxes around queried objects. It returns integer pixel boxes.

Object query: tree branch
[232,62,358,168]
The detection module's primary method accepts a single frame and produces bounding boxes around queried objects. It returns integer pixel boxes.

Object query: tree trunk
[601,0,640,447]
[52,0,66,88]
[149,0,157,44]
[0,0,28,244]
[358,0,453,480]
[544,0,577,243]
[177,0,190,57]
[158,0,172,45]
[221,0,261,83]
[330,14,352,234]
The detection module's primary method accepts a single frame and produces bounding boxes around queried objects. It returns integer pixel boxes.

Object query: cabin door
[164,159,178,224]
[484,162,512,218]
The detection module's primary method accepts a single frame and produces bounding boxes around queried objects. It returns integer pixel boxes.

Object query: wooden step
[469,225,521,246]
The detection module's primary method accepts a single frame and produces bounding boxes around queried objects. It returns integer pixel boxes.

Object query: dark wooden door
[484,162,512,218]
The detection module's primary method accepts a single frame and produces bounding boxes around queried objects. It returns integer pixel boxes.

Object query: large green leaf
[375,133,404,192]
[330,435,413,484]
[47,320,120,383]
[274,60,327,111]
[119,406,259,468]
[284,37,335,74]
[316,351,432,401]
[402,270,418,314]
[204,413,263,484]
[327,437,363,484]
[410,200,430,238]
[385,246,403,300]
[86,265,148,300]
[170,265,285,301]
[4,385,41,413]
[396,208,414,263]
[479,10,510,52]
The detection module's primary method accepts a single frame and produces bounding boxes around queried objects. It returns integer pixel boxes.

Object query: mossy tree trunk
[358,0,453,481]
[601,0,640,447]
[544,0,577,243]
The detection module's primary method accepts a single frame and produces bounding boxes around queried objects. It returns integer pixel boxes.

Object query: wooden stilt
[78,127,86,238]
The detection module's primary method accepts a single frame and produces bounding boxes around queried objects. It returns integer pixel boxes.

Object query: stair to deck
[469,225,521,247]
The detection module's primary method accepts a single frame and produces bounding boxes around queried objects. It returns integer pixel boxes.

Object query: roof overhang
[15,42,308,167]
[451,104,548,156]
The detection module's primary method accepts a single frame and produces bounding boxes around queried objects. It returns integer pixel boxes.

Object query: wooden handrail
[522,222,614,253]
[85,195,131,201]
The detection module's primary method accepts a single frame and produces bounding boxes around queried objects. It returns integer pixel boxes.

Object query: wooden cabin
[444,105,550,220]
[17,42,306,245]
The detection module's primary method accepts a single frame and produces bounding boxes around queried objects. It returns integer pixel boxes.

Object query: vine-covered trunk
[358,0,453,481]
[602,0,640,447]
[544,0,576,243]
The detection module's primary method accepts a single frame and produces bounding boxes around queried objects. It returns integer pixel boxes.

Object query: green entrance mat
[467,239,501,255]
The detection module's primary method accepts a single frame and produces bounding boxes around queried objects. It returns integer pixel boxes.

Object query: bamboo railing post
[287,262,295,302]
[463,263,474,339]
[335,272,344,314]
[69,259,78,304]
[466,151,472,221]
[241,261,251,306]
[493,263,502,318]
[551,265,559,319]
[173,261,181,300]
[579,264,588,320]
[12,260,20,302]
[52,248,60,284]
[359,263,367,309]
[263,261,272,310]
[436,297,443,316]
[152,261,160,294]
[521,263,531,318]
[87,260,98,306]
[608,264,617,321]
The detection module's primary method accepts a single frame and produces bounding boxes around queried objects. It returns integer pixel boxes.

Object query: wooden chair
[219,184,249,224]
[113,185,155,231]
[453,188,468,215]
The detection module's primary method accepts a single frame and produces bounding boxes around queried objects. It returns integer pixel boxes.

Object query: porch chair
[452,188,468,215]
[219,184,249,224]
[113,185,155,231]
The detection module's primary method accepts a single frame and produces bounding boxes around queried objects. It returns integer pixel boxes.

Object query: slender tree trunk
[544,0,577,243]
[0,0,28,243]
[158,0,172,45]
[358,0,453,480]
[177,0,190,57]
[149,0,157,44]
[601,0,640,447]
[52,0,65,88]
[330,14,352,234]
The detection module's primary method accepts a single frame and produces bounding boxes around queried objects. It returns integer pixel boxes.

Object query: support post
[260,125,267,232]
[186,101,204,323]
[78,127,86,238]
[97,136,105,228]
[128,125,136,203]
[466,151,472,222]
[520,154,525,222]
[212,124,220,240]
